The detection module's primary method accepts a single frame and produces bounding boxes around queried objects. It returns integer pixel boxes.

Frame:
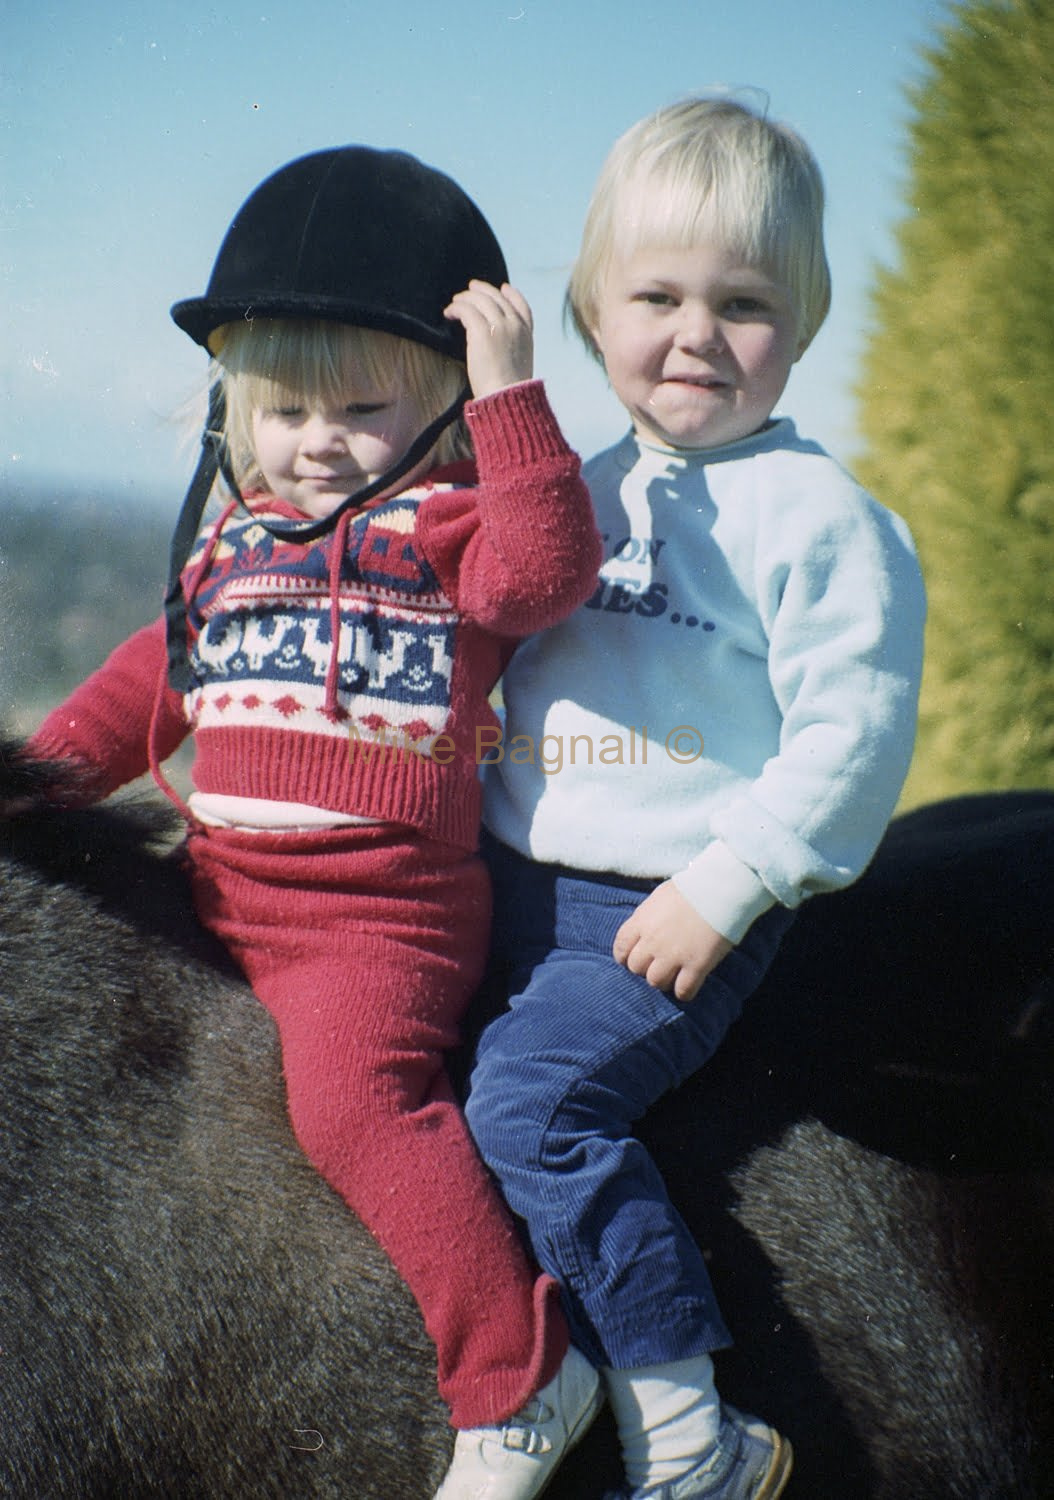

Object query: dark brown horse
[1,739,1051,1498]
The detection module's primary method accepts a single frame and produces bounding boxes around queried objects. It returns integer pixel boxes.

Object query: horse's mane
[1,735,182,863]
[0,735,227,965]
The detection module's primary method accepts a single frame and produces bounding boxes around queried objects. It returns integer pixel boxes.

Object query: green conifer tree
[856,0,1053,803]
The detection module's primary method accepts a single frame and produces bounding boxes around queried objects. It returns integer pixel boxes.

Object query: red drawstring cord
[148,499,240,817]
[181,498,240,611]
[323,507,353,721]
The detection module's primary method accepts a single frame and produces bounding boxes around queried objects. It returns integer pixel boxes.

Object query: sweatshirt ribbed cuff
[672,840,777,944]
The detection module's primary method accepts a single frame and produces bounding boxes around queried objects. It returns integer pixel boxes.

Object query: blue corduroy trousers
[466,834,795,1370]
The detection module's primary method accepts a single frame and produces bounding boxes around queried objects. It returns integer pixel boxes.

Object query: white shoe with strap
[434,1345,602,1499]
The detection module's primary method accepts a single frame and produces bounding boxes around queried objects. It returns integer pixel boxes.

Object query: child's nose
[301,413,347,454]
[675,305,722,353]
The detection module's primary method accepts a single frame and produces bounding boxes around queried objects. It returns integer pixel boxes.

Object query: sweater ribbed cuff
[465,380,575,468]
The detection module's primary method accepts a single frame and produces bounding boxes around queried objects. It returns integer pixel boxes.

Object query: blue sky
[3,0,949,502]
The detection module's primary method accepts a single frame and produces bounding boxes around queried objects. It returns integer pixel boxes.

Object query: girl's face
[251,381,429,519]
[588,241,806,451]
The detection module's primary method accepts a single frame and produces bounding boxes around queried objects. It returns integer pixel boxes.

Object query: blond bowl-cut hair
[567,96,831,358]
[212,318,472,491]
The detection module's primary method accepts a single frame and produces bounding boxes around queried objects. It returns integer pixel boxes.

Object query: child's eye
[724,295,776,319]
[345,401,389,417]
[635,290,676,306]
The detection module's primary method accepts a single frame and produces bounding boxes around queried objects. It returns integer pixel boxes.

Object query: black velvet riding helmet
[164,146,508,690]
[170,145,508,359]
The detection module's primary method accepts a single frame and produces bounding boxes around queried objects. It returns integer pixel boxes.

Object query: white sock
[603,1355,722,1488]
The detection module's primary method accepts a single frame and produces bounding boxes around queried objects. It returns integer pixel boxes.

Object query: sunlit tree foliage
[856,0,1053,802]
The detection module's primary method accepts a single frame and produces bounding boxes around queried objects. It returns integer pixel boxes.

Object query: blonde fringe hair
[567,97,831,357]
[213,318,472,490]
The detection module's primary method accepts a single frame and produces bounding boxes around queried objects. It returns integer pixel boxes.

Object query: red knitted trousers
[186,820,567,1428]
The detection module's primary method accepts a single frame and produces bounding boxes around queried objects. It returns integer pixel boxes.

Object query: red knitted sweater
[32,381,601,851]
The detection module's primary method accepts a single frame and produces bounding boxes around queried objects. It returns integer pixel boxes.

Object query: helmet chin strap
[163,382,470,692]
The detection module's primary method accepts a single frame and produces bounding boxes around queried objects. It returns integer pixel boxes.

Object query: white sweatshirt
[482,418,927,943]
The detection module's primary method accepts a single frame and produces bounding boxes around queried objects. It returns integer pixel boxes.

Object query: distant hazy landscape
[0,474,174,734]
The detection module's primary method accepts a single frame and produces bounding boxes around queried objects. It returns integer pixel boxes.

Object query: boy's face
[251,382,428,519]
[589,242,806,451]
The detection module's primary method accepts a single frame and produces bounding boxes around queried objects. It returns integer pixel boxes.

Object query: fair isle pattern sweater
[32,381,602,851]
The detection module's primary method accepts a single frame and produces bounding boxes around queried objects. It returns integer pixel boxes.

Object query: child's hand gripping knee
[444,279,534,398]
[613,881,733,1003]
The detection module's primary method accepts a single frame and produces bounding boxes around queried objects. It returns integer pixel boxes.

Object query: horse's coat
[1,742,1051,1497]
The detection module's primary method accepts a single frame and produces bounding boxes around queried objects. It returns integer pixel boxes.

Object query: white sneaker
[433,1345,602,1499]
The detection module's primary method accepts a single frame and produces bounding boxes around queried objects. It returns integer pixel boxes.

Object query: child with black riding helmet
[27,145,604,1499]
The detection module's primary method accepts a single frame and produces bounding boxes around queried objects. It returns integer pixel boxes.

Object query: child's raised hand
[444,280,534,399]
[613,880,733,1004]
